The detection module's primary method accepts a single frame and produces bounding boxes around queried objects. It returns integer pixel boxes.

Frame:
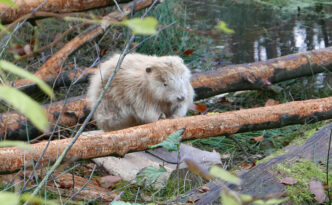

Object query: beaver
[87,53,194,131]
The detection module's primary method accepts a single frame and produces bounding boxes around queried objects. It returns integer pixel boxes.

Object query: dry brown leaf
[280,177,298,185]
[191,103,207,113]
[309,181,326,203]
[264,99,280,107]
[250,135,264,142]
[197,186,210,193]
[97,175,122,189]
[184,158,213,180]
[187,196,200,203]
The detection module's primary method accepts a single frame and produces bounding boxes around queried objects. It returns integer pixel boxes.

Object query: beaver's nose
[177,95,185,102]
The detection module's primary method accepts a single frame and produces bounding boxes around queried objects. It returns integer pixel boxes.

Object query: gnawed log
[0,0,131,23]
[175,123,332,204]
[15,47,332,99]
[0,97,331,173]
[10,0,154,89]
[0,96,89,141]
[192,46,332,99]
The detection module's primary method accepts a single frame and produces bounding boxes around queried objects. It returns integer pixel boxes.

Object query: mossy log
[0,97,331,173]
[175,123,332,204]
[0,0,131,23]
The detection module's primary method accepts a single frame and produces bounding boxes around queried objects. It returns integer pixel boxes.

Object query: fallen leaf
[250,135,264,142]
[280,177,298,185]
[309,181,326,203]
[187,196,200,203]
[220,153,231,159]
[98,175,121,189]
[191,103,207,113]
[264,99,279,107]
[183,49,194,55]
[23,44,33,55]
[198,186,210,192]
[100,49,107,57]
[184,158,212,180]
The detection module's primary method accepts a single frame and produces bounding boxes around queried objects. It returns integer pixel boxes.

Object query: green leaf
[253,198,288,205]
[215,21,235,34]
[21,193,59,205]
[221,191,241,205]
[0,140,32,151]
[122,17,158,35]
[136,165,166,186]
[210,166,241,185]
[0,0,17,8]
[0,86,48,131]
[149,129,184,151]
[0,192,20,205]
[0,60,54,98]
[240,194,253,202]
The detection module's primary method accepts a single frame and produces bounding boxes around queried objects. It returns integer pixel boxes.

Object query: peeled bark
[10,0,154,89]
[0,97,331,173]
[15,47,332,99]
[0,0,131,23]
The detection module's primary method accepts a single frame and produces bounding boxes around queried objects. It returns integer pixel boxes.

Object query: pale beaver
[87,53,194,131]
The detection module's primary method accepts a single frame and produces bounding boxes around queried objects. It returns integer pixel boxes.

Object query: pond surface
[183,0,332,67]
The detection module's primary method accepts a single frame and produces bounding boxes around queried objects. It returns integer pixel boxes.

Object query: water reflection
[184,0,332,65]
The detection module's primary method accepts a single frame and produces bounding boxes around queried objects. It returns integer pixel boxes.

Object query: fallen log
[10,0,154,89]
[0,0,131,23]
[0,96,89,141]
[192,46,332,99]
[15,47,332,98]
[0,97,331,173]
[175,123,332,204]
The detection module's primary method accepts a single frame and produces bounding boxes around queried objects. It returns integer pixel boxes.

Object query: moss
[276,160,331,204]
[292,122,326,146]
[257,149,288,164]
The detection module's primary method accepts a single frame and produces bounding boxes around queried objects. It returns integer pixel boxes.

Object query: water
[183,0,332,66]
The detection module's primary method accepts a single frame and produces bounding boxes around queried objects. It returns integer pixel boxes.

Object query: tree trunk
[175,123,332,204]
[0,0,131,23]
[0,97,331,173]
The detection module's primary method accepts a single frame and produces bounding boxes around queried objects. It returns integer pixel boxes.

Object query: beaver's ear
[146,66,152,73]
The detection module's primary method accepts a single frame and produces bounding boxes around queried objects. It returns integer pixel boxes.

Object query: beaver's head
[145,56,192,104]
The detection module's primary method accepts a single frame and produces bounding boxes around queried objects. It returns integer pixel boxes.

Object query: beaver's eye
[163,83,167,87]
